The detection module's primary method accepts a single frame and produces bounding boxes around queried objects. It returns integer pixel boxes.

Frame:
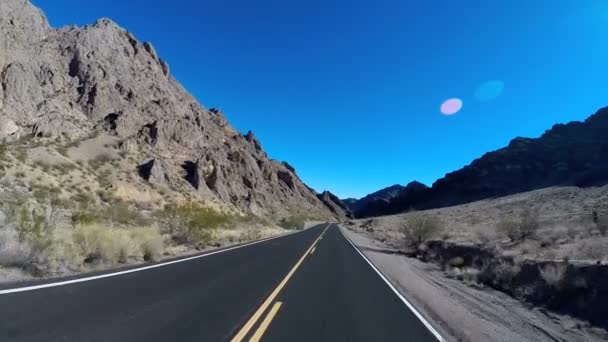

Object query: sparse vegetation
[594,213,608,236]
[278,215,307,230]
[539,263,568,288]
[14,148,27,163]
[400,214,442,248]
[88,153,113,169]
[104,201,150,226]
[17,206,52,252]
[73,224,164,264]
[497,208,540,242]
[157,203,231,246]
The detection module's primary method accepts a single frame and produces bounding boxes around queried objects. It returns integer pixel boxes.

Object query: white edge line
[337,225,446,342]
[0,225,321,295]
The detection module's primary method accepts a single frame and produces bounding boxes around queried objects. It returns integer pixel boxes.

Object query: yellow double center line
[231,224,330,342]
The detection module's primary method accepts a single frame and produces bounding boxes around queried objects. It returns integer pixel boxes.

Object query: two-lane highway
[0,223,444,342]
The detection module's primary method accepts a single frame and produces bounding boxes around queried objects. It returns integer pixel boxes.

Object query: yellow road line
[231,225,329,342]
[310,246,316,255]
[249,301,283,342]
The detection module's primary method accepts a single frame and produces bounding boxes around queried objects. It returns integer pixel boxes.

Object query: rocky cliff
[351,107,608,218]
[0,0,336,220]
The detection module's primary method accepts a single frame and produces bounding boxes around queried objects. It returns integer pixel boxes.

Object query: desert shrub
[492,260,521,286]
[52,163,77,174]
[473,226,498,246]
[278,215,307,230]
[130,227,164,261]
[519,208,540,239]
[158,203,230,246]
[539,263,568,288]
[400,214,442,248]
[497,208,540,242]
[44,232,83,272]
[72,225,162,264]
[104,201,150,226]
[0,227,32,267]
[17,206,52,251]
[592,211,599,224]
[239,227,263,242]
[595,215,608,236]
[0,144,7,160]
[88,153,113,169]
[71,192,94,209]
[71,211,98,226]
[14,148,27,163]
[576,239,605,261]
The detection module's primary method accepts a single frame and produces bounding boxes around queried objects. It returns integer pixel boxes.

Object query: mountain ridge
[350,107,608,218]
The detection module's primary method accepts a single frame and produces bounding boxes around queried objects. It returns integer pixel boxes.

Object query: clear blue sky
[32,0,608,199]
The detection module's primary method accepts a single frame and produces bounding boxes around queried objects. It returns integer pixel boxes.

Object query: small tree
[400,214,441,248]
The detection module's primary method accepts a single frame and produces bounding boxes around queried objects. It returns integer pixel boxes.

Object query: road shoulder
[340,225,606,342]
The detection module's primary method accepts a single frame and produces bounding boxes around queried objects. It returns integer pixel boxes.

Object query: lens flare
[475,80,504,102]
[440,98,462,115]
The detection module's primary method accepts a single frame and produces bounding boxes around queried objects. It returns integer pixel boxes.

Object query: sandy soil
[341,226,608,342]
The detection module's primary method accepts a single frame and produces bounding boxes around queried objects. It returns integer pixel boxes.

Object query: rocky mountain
[345,182,428,218]
[316,191,352,220]
[0,0,337,220]
[342,184,406,213]
[352,107,608,218]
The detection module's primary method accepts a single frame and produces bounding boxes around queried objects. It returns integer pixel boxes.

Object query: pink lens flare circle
[440,98,462,115]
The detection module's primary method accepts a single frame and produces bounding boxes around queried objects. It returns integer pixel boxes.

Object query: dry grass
[73,224,164,264]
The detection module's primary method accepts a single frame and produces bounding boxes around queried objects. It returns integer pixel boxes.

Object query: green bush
[400,214,442,248]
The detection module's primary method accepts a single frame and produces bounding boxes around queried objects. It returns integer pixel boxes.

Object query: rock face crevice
[181,161,200,190]
[0,0,336,220]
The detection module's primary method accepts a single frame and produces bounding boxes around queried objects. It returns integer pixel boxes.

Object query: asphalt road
[0,223,443,342]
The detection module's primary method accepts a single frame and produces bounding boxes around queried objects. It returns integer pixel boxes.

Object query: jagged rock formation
[0,0,336,219]
[351,108,608,218]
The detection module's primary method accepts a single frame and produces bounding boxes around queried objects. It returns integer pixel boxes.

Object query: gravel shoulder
[341,225,607,342]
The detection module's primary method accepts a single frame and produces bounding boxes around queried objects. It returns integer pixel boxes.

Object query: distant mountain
[345,182,428,218]
[352,107,608,218]
[317,191,352,220]
[342,184,404,213]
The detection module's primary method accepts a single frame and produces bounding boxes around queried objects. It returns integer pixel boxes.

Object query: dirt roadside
[340,226,607,342]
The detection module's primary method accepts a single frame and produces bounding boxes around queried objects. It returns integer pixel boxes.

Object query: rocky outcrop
[317,191,352,220]
[352,107,608,218]
[137,158,166,184]
[0,0,334,219]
